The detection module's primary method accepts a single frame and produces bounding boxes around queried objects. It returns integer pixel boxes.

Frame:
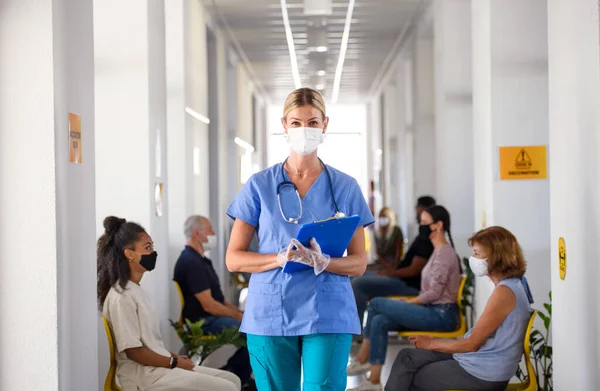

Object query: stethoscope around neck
[277,157,345,224]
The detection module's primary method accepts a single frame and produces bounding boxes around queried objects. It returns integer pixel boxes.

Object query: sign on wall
[499,145,547,180]
[558,237,567,281]
[68,113,82,164]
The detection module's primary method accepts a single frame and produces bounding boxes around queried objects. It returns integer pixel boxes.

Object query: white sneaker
[346,359,370,376]
[347,380,383,391]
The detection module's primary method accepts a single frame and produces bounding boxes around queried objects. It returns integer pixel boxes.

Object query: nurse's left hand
[290,238,331,275]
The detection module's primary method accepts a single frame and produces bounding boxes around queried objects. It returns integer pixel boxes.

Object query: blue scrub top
[227,162,374,336]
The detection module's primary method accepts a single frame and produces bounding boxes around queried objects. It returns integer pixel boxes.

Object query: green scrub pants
[246,333,352,391]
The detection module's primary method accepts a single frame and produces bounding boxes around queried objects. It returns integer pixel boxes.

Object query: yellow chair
[446,310,538,391]
[506,310,538,391]
[101,316,122,391]
[397,275,468,339]
[233,272,249,288]
[174,281,185,326]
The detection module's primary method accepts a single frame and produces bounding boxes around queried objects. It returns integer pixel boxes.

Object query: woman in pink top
[347,206,462,391]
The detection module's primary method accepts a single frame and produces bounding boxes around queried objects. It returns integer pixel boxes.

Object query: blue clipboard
[282,215,361,273]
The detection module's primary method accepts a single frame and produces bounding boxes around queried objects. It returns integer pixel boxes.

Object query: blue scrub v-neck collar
[280,161,326,200]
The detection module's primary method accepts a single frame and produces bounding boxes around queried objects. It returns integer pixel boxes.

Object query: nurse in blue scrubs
[226,88,374,391]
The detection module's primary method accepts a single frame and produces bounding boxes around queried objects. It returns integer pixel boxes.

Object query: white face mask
[379,217,390,227]
[204,235,217,252]
[285,127,324,155]
[469,256,489,277]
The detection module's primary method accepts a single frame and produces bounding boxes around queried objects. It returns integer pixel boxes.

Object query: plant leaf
[537,313,551,330]
[544,303,552,316]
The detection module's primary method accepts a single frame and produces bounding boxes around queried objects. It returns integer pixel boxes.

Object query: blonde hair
[283,88,326,119]
[378,207,396,227]
[469,226,527,279]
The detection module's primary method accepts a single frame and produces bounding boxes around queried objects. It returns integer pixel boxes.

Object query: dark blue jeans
[364,298,459,365]
[352,275,420,325]
[202,316,252,383]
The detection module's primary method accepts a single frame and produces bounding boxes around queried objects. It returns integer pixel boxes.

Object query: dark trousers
[385,348,509,391]
[202,316,252,383]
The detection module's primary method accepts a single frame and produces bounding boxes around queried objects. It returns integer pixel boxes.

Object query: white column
[433,0,473,257]
[472,0,550,315]
[0,2,58,389]
[94,0,171,384]
[412,36,436,199]
[393,60,410,236]
[548,0,600,388]
[53,0,99,389]
[382,83,398,212]
[165,0,194,350]
[0,0,97,389]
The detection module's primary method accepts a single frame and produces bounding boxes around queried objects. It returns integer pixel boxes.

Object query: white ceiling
[206,0,426,104]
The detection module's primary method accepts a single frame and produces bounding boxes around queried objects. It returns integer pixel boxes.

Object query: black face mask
[419,224,432,239]
[139,251,158,272]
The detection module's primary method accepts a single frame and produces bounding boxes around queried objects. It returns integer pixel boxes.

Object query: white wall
[433,0,473,257]
[94,0,172,386]
[382,84,400,213]
[548,0,600,388]
[368,97,384,214]
[392,60,411,237]
[189,0,211,218]
[52,0,99,389]
[412,37,436,199]
[147,0,171,352]
[165,0,191,352]
[472,0,551,318]
[0,1,59,389]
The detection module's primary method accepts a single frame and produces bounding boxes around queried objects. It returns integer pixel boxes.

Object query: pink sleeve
[417,248,453,304]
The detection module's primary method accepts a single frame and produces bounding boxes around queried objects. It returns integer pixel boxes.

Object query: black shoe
[241,379,258,391]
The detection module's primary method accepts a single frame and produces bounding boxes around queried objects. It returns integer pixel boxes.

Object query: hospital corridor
[1,0,599,390]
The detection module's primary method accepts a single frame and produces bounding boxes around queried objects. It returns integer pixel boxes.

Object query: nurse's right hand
[276,243,295,267]
[177,357,196,371]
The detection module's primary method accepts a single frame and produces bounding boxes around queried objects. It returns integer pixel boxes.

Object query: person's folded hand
[289,238,331,275]
[276,242,296,267]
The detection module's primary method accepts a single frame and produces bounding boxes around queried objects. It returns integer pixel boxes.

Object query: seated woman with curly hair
[385,226,534,391]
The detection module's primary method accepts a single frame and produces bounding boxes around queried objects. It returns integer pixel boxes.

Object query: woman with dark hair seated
[98,216,241,391]
[348,206,462,391]
[385,226,534,391]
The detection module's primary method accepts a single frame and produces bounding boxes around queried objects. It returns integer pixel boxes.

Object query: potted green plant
[461,257,476,329]
[516,291,553,391]
[170,319,246,364]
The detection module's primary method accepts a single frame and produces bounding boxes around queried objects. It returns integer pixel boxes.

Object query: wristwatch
[169,356,178,369]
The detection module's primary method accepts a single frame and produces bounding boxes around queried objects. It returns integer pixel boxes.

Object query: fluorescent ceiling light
[311,74,325,91]
[308,26,328,53]
[280,0,302,89]
[185,107,210,124]
[303,0,332,16]
[331,0,356,103]
[317,70,326,76]
[308,51,327,74]
[234,137,255,153]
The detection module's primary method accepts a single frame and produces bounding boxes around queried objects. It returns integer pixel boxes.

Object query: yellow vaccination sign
[499,146,547,180]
